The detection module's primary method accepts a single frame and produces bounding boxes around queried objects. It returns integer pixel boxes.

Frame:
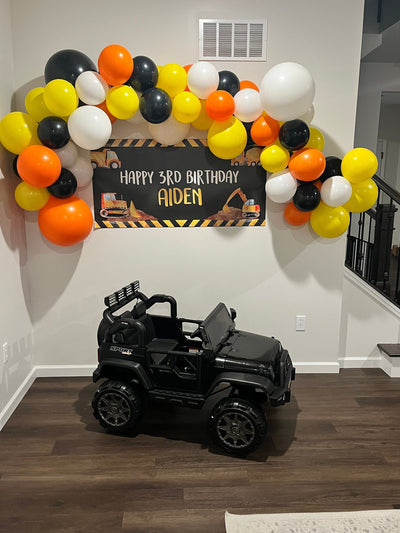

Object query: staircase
[345,173,400,376]
[346,173,400,307]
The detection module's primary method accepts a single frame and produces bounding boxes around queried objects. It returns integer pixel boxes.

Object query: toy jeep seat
[112,301,156,345]
[131,300,156,342]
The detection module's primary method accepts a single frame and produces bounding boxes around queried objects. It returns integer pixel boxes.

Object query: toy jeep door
[146,339,201,391]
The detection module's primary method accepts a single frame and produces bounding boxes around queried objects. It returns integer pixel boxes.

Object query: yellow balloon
[341,147,378,184]
[192,99,213,130]
[14,182,50,211]
[260,142,290,173]
[106,85,139,120]
[25,87,53,122]
[207,117,247,160]
[306,127,325,151]
[43,79,79,117]
[310,202,350,238]
[0,112,40,154]
[157,63,187,98]
[342,177,378,213]
[172,91,201,123]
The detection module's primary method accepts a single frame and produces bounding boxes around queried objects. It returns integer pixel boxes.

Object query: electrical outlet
[296,315,306,331]
[2,342,9,364]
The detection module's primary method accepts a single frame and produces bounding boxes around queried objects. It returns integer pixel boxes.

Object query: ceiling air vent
[199,19,267,61]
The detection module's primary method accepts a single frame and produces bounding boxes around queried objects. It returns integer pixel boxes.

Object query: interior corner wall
[354,62,400,153]
[8,0,364,375]
[0,0,34,428]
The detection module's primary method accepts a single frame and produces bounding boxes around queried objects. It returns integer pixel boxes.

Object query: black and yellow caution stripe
[104,138,208,148]
[95,218,265,229]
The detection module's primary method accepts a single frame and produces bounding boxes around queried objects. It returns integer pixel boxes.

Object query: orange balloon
[38,195,93,246]
[240,80,259,91]
[284,201,312,226]
[17,145,61,188]
[289,148,326,182]
[96,100,117,124]
[251,114,280,146]
[98,44,133,86]
[183,64,192,91]
[205,90,235,122]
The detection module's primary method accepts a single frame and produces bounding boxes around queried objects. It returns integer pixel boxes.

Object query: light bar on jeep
[104,281,140,311]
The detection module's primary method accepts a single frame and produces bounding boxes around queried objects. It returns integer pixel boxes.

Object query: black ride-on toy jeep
[92,281,295,455]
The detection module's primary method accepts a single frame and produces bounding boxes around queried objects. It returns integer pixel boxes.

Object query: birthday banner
[91,139,266,228]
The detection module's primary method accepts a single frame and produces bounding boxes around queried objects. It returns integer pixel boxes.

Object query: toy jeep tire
[209,397,266,455]
[92,380,144,433]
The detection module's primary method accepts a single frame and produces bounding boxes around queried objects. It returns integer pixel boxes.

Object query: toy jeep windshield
[92,281,295,455]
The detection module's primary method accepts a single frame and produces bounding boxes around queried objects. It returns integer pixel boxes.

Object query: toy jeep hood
[201,302,281,362]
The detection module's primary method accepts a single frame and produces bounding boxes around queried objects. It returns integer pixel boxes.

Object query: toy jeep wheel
[92,380,143,433]
[209,397,266,455]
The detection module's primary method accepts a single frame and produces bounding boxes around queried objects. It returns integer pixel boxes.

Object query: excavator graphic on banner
[206,188,260,220]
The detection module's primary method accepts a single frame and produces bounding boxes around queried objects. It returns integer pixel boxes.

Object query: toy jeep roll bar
[103,280,178,324]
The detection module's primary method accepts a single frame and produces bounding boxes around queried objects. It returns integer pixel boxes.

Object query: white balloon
[53,141,78,168]
[234,89,263,123]
[148,114,190,145]
[67,155,94,188]
[75,71,109,105]
[265,170,298,203]
[260,62,315,121]
[68,106,112,150]
[187,62,219,99]
[320,175,352,207]
[299,105,315,125]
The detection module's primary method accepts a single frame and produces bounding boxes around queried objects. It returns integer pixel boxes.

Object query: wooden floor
[0,369,400,532]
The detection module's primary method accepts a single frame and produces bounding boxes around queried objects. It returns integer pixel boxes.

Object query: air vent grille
[199,19,267,61]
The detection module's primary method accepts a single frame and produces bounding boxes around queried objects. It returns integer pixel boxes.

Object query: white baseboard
[0,367,37,431]
[338,355,382,369]
[35,365,96,377]
[294,362,340,373]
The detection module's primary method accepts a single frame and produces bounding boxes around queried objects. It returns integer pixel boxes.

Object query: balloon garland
[0,44,378,246]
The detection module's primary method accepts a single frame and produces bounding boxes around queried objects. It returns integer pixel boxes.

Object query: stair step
[377,343,400,357]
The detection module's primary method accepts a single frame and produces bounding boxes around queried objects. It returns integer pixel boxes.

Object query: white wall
[340,269,400,369]
[0,0,34,428]
[354,62,400,152]
[6,0,365,375]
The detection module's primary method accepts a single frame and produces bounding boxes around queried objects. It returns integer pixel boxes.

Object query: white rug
[225,509,400,532]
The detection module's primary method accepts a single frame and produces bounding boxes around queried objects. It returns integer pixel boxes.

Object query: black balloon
[139,87,172,124]
[293,183,321,212]
[13,156,21,179]
[44,49,97,85]
[320,156,343,182]
[47,168,77,198]
[242,121,255,149]
[38,116,70,149]
[218,70,240,96]
[128,55,158,92]
[279,119,310,151]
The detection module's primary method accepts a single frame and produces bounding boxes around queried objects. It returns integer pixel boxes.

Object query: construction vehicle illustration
[100,193,129,218]
[231,146,262,166]
[207,188,260,220]
[242,199,261,219]
[91,149,122,169]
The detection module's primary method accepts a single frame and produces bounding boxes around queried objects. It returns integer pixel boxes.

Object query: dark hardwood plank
[0,370,399,532]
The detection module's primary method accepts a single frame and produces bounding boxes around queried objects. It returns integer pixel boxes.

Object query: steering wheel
[190,326,202,339]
